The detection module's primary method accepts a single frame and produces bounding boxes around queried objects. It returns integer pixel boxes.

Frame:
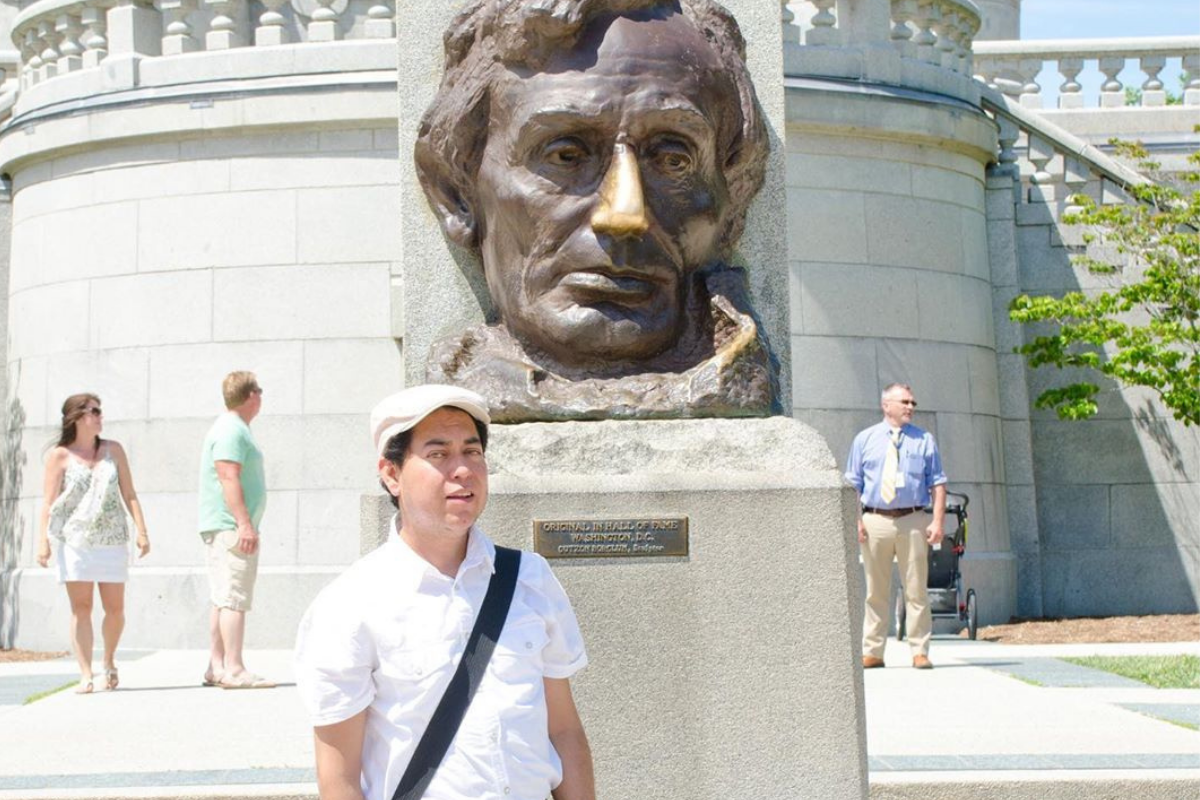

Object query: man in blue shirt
[845,383,947,670]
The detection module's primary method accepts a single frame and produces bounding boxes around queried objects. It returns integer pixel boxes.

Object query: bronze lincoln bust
[416,0,778,422]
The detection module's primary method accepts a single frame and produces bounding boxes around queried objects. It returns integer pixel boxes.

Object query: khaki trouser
[861,510,932,659]
[201,529,259,612]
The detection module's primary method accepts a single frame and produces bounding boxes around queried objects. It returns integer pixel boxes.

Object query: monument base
[368,417,868,799]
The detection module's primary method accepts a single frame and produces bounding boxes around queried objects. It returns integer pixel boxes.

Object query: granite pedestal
[365,416,868,799]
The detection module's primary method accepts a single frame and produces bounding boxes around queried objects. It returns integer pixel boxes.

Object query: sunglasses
[84,407,103,417]
[889,399,918,408]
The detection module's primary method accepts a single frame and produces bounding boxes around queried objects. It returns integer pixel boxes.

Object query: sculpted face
[473,10,736,365]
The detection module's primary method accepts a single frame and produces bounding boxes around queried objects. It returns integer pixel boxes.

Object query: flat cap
[371,384,490,457]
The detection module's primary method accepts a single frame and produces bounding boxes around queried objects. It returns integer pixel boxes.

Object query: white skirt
[55,541,129,584]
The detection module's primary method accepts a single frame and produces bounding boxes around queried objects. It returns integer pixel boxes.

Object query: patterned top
[48,446,129,548]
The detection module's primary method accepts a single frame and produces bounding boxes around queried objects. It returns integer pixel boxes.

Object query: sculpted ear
[425,175,478,250]
[415,144,478,250]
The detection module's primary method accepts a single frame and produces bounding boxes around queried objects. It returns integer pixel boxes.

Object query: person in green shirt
[198,371,272,689]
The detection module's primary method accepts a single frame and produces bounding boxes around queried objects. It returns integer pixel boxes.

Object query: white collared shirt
[294,520,587,800]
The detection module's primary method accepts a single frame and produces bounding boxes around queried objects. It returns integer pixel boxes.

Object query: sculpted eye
[647,138,694,178]
[542,137,589,168]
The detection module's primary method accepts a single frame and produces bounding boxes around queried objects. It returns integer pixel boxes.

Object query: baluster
[205,0,246,50]
[21,29,40,89]
[973,57,998,90]
[1056,57,1083,109]
[890,0,917,58]
[56,14,84,74]
[1139,56,1166,107]
[157,0,198,55]
[1016,57,1043,108]
[365,0,394,39]
[913,1,940,64]
[1184,54,1199,105]
[933,10,958,71]
[81,6,108,68]
[995,115,1020,182]
[1026,133,1056,197]
[37,21,60,83]
[956,13,973,76]
[307,0,340,42]
[1062,157,1090,219]
[256,0,289,45]
[805,0,838,46]
[1097,56,1124,108]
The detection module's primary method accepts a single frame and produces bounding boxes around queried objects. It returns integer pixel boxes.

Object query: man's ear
[378,458,402,499]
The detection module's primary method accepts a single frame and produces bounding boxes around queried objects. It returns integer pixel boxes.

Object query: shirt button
[525,641,533,649]
[503,788,510,795]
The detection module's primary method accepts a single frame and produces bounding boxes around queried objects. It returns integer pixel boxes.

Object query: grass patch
[1008,673,1044,687]
[24,681,76,705]
[1063,655,1200,689]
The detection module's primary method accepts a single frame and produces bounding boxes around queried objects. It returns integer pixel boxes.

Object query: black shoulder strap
[391,546,522,800]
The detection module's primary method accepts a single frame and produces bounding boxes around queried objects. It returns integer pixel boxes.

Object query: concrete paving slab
[0,639,1195,799]
[969,656,1148,687]
[867,638,1200,758]
[0,650,310,786]
[1118,703,1200,730]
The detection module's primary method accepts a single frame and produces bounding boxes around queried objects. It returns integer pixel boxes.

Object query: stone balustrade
[790,0,981,77]
[974,37,1200,108]
[9,0,395,93]
[980,85,1146,225]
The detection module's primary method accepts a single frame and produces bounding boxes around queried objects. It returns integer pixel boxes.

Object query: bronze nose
[590,141,650,238]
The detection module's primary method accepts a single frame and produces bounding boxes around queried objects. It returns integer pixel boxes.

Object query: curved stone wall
[784,80,1016,624]
[1,59,402,646]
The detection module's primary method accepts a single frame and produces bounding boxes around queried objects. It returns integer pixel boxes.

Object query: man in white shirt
[294,384,594,800]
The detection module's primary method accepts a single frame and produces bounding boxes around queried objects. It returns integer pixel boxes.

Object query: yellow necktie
[880,429,900,504]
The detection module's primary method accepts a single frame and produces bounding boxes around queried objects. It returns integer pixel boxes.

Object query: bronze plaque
[535,517,689,559]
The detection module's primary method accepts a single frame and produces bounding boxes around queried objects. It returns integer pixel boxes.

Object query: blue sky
[1018,0,1198,104]
[1022,0,1200,39]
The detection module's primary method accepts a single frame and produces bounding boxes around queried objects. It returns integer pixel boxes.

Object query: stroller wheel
[967,589,978,640]
[895,591,907,641]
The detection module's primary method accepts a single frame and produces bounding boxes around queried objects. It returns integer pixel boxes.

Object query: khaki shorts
[201,529,259,612]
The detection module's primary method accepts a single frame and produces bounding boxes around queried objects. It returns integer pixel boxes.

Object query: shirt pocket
[375,645,443,686]
[903,453,926,478]
[490,620,550,680]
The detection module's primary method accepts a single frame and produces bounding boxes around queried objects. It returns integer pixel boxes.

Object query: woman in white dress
[35,394,151,694]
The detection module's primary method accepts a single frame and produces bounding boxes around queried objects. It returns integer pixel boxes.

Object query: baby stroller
[895,490,976,640]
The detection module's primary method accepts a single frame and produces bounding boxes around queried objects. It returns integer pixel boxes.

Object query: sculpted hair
[222,371,260,410]
[415,0,768,257]
[57,393,101,451]
[379,414,490,508]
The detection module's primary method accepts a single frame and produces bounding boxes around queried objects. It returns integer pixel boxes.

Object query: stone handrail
[9,0,395,92]
[974,36,1200,108]
[981,86,1147,190]
[981,85,1150,239]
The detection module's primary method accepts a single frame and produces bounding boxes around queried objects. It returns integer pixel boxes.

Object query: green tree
[1008,137,1200,425]
[1124,72,1188,106]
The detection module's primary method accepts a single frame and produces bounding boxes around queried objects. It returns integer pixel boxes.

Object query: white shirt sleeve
[527,554,588,679]
[293,580,378,727]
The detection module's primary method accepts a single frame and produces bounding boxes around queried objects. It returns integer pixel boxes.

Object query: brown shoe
[862,656,885,669]
[912,655,933,670]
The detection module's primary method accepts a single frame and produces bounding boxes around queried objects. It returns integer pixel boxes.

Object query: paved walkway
[0,638,1196,798]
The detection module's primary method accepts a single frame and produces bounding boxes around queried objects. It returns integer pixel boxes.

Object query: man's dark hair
[415,0,768,259]
[379,414,489,508]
